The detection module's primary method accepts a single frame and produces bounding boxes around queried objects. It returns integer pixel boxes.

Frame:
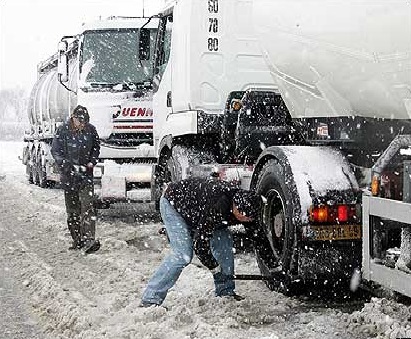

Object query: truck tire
[25,146,34,184]
[166,145,215,182]
[22,146,33,184]
[36,149,48,188]
[26,156,34,184]
[31,148,39,185]
[27,163,34,184]
[254,158,300,294]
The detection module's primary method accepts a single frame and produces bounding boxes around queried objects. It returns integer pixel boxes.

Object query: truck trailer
[22,16,158,207]
[144,0,411,294]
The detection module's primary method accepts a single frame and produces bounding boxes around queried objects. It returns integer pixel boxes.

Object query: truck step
[231,274,272,281]
[97,202,157,217]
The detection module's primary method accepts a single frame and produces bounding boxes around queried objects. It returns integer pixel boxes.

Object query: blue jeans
[141,197,235,305]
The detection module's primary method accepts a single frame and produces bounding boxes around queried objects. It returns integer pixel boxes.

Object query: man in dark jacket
[51,105,101,253]
[141,178,262,306]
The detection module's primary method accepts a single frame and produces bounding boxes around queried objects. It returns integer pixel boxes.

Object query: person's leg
[79,182,96,241]
[210,228,235,296]
[141,197,193,305]
[64,189,82,247]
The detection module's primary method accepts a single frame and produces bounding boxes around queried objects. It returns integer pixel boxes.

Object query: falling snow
[1,141,411,339]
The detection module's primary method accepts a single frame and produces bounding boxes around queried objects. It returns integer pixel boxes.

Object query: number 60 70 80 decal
[207,0,219,51]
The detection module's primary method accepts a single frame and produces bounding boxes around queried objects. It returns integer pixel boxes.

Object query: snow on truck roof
[37,16,158,73]
[80,16,158,32]
[160,0,177,14]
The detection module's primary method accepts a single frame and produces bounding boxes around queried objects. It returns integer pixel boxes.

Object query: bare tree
[0,87,29,140]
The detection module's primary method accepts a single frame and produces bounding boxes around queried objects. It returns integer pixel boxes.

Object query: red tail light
[309,204,358,224]
[337,205,348,222]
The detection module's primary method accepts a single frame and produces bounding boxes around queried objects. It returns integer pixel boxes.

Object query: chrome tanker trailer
[22,16,158,206]
[146,0,411,295]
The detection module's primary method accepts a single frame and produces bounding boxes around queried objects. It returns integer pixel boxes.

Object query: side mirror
[57,41,69,83]
[58,41,67,53]
[58,54,69,83]
[139,28,151,61]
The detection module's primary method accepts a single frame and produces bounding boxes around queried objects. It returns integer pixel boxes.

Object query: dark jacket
[164,178,243,269]
[51,119,100,190]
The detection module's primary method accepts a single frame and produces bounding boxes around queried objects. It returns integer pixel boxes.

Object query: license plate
[311,224,361,241]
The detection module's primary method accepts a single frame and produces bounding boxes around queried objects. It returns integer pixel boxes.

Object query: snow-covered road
[1,141,410,339]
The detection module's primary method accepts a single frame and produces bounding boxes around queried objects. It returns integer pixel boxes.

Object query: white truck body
[153,0,273,153]
[154,0,411,152]
[252,0,411,120]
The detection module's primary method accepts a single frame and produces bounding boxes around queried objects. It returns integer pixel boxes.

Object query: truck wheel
[23,146,34,184]
[26,147,34,184]
[31,148,39,185]
[37,149,48,188]
[254,159,300,294]
[166,146,183,182]
[27,163,34,184]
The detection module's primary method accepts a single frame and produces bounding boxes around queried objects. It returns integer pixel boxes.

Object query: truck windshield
[80,28,156,87]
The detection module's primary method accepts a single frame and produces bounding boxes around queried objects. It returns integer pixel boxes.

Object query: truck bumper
[297,240,362,281]
[94,162,153,201]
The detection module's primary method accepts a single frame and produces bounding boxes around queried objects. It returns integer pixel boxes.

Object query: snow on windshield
[80,29,156,86]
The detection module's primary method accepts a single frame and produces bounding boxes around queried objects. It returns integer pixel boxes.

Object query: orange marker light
[371,174,380,196]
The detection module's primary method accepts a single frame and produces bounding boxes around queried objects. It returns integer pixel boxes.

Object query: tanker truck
[145,0,411,295]
[22,16,159,207]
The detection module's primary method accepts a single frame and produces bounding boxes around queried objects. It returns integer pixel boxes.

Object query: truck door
[152,14,173,152]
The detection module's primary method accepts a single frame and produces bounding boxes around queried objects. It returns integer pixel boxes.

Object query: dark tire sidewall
[255,158,300,276]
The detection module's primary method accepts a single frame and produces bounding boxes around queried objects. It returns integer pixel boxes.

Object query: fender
[253,145,359,224]
[158,134,173,158]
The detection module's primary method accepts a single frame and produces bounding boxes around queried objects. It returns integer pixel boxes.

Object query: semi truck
[22,16,158,206]
[145,0,411,294]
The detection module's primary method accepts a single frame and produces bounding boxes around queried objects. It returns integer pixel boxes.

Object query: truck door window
[154,15,173,83]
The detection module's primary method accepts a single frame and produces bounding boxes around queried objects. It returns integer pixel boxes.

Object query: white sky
[0,0,166,92]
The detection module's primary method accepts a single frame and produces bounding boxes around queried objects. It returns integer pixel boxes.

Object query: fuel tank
[27,60,77,134]
[253,0,411,120]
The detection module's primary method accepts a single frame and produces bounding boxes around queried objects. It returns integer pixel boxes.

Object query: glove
[61,162,74,175]
[210,265,231,283]
[210,265,222,275]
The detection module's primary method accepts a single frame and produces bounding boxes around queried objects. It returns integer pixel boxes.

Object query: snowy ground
[1,141,411,339]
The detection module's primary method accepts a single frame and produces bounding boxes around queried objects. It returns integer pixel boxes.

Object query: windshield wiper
[81,81,152,92]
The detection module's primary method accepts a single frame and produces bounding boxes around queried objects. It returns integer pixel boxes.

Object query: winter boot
[83,239,101,254]
[68,240,84,250]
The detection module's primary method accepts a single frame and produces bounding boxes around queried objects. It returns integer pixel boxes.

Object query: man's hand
[210,265,222,275]
[62,162,73,175]
[86,162,94,173]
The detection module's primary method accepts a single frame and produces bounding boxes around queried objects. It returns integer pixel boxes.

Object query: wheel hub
[274,212,284,238]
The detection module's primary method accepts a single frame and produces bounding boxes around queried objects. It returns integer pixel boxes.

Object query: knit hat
[233,190,262,219]
[72,105,90,123]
